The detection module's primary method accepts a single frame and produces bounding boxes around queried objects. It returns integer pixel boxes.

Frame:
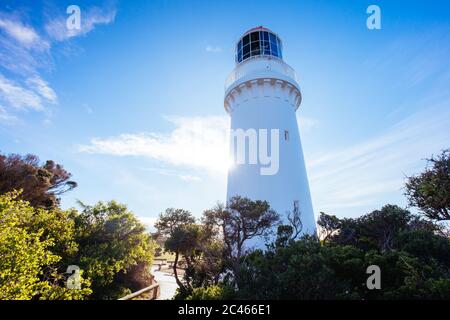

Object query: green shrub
[186,284,235,300]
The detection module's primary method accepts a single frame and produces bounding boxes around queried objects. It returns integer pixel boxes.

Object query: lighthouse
[224,27,316,248]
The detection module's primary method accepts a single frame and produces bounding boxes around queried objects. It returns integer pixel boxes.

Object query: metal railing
[118,283,160,300]
[225,56,299,89]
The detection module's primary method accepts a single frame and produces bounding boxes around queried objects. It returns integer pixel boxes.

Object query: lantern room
[236,26,283,63]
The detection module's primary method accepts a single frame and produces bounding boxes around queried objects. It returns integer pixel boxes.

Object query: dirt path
[151,266,178,300]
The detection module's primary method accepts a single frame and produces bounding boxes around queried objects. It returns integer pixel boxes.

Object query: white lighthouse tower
[224,27,316,248]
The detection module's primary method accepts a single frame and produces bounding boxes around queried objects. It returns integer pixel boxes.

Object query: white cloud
[0,17,49,50]
[206,45,222,53]
[78,115,230,174]
[0,30,51,77]
[0,5,116,123]
[0,13,53,119]
[0,74,59,112]
[0,75,44,110]
[45,7,116,41]
[26,76,58,103]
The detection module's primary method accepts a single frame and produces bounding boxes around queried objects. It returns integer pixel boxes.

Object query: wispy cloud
[78,115,230,174]
[0,75,44,110]
[305,26,450,217]
[0,4,116,123]
[141,167,202,182]
[45,7,116,41]
[307,103,450,215]
[26,76,58,103]
[206,45,222,53]
[78,102,449,219]
[78,114,317,175]
[0,15,49,50]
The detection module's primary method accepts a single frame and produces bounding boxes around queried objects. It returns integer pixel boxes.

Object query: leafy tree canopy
[405,149,450,221]
[0,192,91,300]
[189,203,450,300]
[70,201,156,299]
[0,153,76,208]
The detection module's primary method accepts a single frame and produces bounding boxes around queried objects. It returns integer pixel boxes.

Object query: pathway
[151,266,178,300]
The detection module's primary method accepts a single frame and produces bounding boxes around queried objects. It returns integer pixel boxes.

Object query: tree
[394,229,450,266]
[330,205,424,251]
[70,201,156,299]
[237,236,363,300]
[155,208,196,237]
[274,204,305,248]
[165,224,203,295]
[236,228,450,299]
[155,207,197,294]
[25,206,79,269]
[223,202,450,300]
[0,153,77,208]
[188,238,225,288]
[286,204,303,240]
[317,212,341,242]
[405,149,450,221]
[0,192,91,300]
[275,225,295,248]
[162,219,225,299]
[203,196,279,286]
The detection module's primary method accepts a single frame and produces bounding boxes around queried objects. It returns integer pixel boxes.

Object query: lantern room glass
[236,30,283,63]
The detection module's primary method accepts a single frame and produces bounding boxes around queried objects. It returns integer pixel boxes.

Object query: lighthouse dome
[236,26,283,63]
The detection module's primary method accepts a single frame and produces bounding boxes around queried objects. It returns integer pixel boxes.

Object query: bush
[70,201,156,299]
[186,284,235,300]
[0,192,91,300]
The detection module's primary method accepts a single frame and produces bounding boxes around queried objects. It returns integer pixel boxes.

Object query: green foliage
[0,152,166,300]
[3,149,448,300]
[186,284,235,300]
[155,208,195,236]
[234,206,450,300]
[317,212,341,242]
[237,236,359,299]
[26,207,79,268]
[329,205,423,251]
[0,192,91,300]
[395,230,450,265]
[405,149,450,221]
[71,201,156,300]
[187,239,225,288]
[155,208,197,296]
[164,223,226,298]
[203,197,279,283]
[186,200,449,300]
[165,224,203,257]
[275,225,294,247]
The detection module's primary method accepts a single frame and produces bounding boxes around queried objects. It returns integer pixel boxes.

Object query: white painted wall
[224,56,316,250]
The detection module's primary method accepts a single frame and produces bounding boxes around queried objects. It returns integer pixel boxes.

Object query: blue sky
[1,0,449,228]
